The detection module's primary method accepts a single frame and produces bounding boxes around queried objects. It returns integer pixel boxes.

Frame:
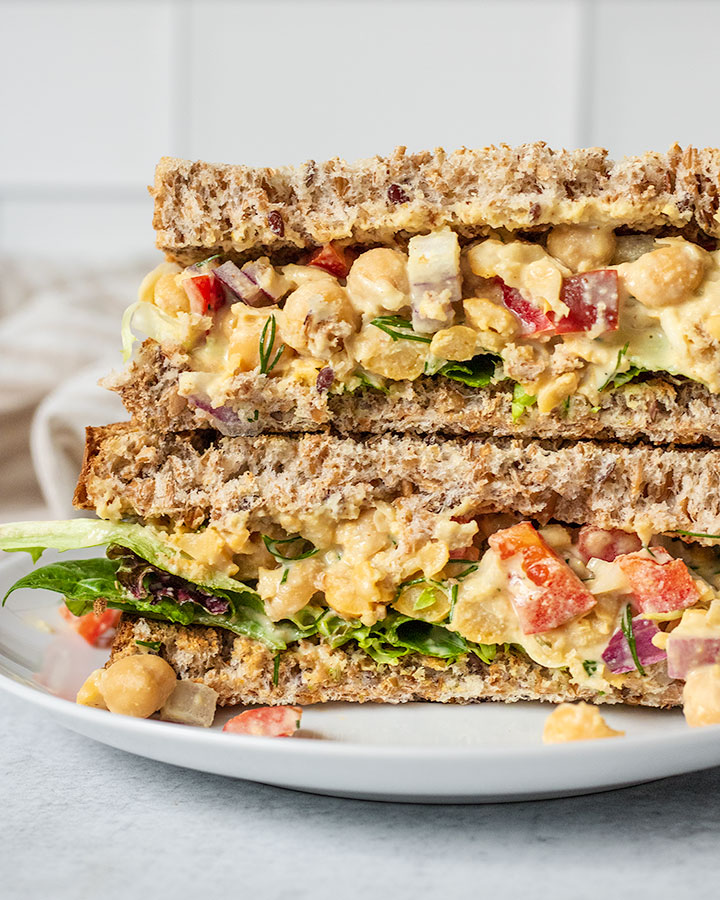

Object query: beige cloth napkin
[0,255,153,522]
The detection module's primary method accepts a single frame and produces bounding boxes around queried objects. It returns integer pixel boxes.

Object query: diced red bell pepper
[577,525,642,563]
[307,243,352,279]
[554,270,619,334]
[222,706,302,737]
[495,279,555,334]
[616,553,701,614]
[183,272,225,314]
[495,269,618,337]
[60,605,121,646]
[489,521,597,634]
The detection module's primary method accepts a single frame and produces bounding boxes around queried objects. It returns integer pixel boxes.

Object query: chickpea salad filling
[123,225,720,420]
[3,514,720,693]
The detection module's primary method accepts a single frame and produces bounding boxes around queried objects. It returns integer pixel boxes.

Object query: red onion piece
[667,634,720,680]
[213,261,274,307]
[602,616,667,673]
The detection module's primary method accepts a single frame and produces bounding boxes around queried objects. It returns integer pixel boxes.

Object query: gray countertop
[2,689,719,899]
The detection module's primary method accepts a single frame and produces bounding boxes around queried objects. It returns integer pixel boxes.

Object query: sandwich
[110,143,720,445]
[3,143,720,722]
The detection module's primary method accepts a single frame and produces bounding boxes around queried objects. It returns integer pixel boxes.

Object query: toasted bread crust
[110,616,681,708]
[76,421,720,540]
[109,340,720,446]
[152,144,720,264]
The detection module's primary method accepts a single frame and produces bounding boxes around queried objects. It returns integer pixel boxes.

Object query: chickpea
[536,372,580,413]
[683,664,720,727]
[323,560,392,624]
[621,240,708,308]
[101,655,177,718]
[257,556,323,620]
[430,325,477,361]
[278,280,359,360]
[346,248,410,317]
[154,272,192,315]
[463,296,517,337]
[76,669,108,709]
[224,305,289,373]
[542,702,624,743]
[351,322,427,380]
[546,225,616,273]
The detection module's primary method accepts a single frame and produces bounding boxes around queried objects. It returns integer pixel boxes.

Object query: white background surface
[2,0,720,259]
[2,689,720,898]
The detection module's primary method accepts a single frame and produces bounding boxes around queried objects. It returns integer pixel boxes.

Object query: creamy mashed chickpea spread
[96,505,719,693]
[123,225,720,417]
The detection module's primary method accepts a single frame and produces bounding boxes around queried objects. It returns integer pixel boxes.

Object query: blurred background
[0,0,716,518]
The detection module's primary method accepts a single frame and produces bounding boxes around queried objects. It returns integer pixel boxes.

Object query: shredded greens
[599,342,646,392]
[511,384,537,421]
[135,639,162,652]
[262,534,319,562]
[438,354,499,388]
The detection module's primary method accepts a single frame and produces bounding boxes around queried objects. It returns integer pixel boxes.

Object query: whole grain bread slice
[76,421,720,541]
[109,339,720,446]
[152,143,720,264]
[110,615,681,709]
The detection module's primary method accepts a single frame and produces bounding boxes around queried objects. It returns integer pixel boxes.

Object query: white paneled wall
[2,0,720,260]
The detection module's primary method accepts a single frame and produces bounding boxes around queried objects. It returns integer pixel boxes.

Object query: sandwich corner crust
[152,143,720,264]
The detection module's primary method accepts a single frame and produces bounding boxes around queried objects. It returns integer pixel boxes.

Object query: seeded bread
[110,615,681,708]
[110,340,720,446]
[153,144,720,265]
[76,422,720,541]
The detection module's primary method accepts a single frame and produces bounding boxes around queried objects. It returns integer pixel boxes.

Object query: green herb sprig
[262,534,319,563]
[621,604,646,676]
[258,316,285,374]
[135,639,162,652]
[371,316,432,344]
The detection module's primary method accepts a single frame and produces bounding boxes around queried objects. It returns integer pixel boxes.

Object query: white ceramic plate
[2,550,720,803]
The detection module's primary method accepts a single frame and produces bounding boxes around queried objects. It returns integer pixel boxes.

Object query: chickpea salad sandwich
[4,143,720,735]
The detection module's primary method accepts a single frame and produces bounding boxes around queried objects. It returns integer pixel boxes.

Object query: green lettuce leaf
[438,354,499,388]
[4,557,300,651]
[511,383,537,421]
[0,519,248,593]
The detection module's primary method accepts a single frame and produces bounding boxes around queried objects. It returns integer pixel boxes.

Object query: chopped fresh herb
[135,639,162,652]
[582,659,598,676]
[448,583,459,622]
[599,342,646,392]
[414,585,440,611]
[511,383,537,421]
[262,534,319,563]
[562,396,571,415]
[645,544,657,559]
[439,354,499,388]
[272,653,281,686]
[280,567,289,585]
[673,530,720,540]
[247,409,259,422]
[197,254,221,267]
[445,558,480,581]
[371,316,432,344]
[258,315,285,374]
[621,604,646,676]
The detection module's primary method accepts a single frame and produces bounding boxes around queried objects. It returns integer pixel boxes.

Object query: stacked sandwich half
[5,142,720,711]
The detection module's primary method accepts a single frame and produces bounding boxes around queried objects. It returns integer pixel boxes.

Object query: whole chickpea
[345,248,410,317]
[102,655,177,718]
[621,239,708,308]
[278,280,359,359]
[683,664,720,727]
[546,225,616,273]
